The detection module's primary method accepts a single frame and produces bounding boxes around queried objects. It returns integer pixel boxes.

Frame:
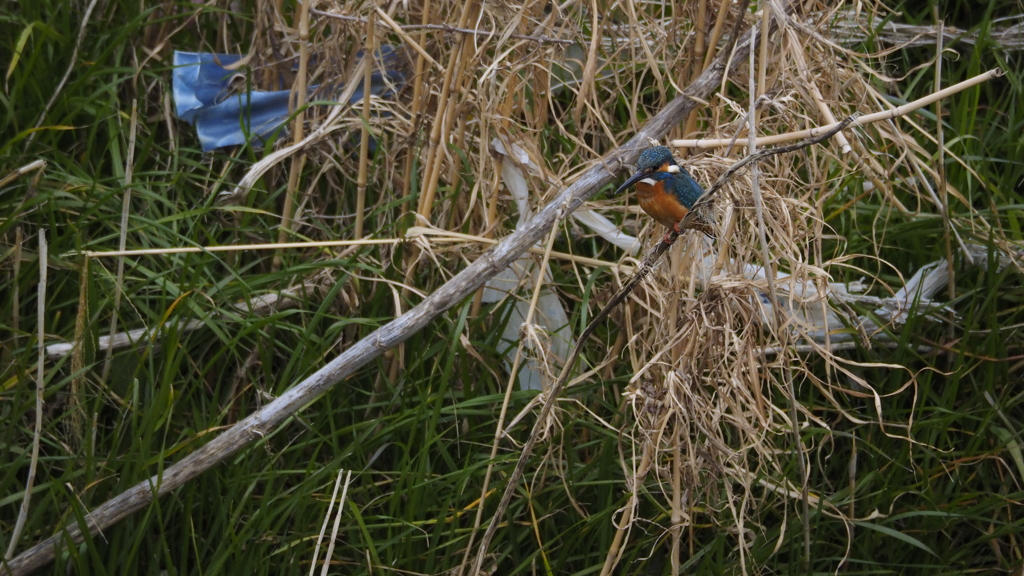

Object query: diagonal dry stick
[670,67,1002,149]
[1,12,766,576]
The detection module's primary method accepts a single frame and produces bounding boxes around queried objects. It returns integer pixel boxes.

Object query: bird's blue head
[635,146,676,173]
[615,146,678,195]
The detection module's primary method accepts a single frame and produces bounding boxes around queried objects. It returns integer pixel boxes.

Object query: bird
[614,146,713,242]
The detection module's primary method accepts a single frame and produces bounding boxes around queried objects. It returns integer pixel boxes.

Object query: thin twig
[760,341,934,355]
[4,230,46,560]
[830,9,1024,51]
[670,67,1002,149]
[319,470,353,576]
[308,468,346,576]
[355,15,375,240]
[78,238,400,258]
[0,160,47,188]
[459,218,562,576]
[274,0,313,270]
[374,7,441,71]
[694,116,858,209]
[747,14,810,568]
[26,0,100,146]
[309,9,572,44]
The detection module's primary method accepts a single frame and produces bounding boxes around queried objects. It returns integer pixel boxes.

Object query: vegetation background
[1,0,1022,574]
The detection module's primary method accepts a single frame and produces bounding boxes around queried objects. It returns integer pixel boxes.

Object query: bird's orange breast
[635,180,690,229]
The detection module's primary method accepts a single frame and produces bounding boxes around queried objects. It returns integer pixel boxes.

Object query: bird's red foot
[662,230,677,245]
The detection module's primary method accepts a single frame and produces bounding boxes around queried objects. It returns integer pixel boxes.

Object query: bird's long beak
[614,170,648,195]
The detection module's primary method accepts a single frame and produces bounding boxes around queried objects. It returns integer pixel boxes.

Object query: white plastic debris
[692,243,1000,348]
[485,137,576,391]
[491,137,640,250]
[571,209,641,256]
[481,258,574,391]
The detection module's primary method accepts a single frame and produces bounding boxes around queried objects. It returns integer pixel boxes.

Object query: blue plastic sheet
[173,49,405,151]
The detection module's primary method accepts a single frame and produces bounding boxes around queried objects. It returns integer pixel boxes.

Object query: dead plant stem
[671,67,1002,149]
[781,2,851,154]
[598,445,654,576]
[355,15,375,240]
[274,0,312,269]
[755,0,770,127]
[459,219,561,576]
[681,0,731,146]
[934,10,956,366]
[748,15,810,569]
[308,467,345,576]
[374,8,440,70]
[399,0,432,208]
[0,160,47,189]
[310,9,570,44]
[403,0,477,299]
[465,111,856,575]
[102,100,138,383]
[4,231,46,560]
[319,470,353,576]
[670,425,683,574]
[26,0,100,146]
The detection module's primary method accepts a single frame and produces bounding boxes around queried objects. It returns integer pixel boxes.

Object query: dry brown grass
[202,0,1008,571]
[9,0,1014,573]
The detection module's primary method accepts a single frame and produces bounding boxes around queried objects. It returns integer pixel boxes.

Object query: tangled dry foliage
[112,0,1012,571]
[193,0,1012,565]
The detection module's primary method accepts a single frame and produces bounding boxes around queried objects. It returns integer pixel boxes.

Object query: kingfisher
[615,146,713,241]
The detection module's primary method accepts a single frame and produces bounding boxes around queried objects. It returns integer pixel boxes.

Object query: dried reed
[5,0,1013,573]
